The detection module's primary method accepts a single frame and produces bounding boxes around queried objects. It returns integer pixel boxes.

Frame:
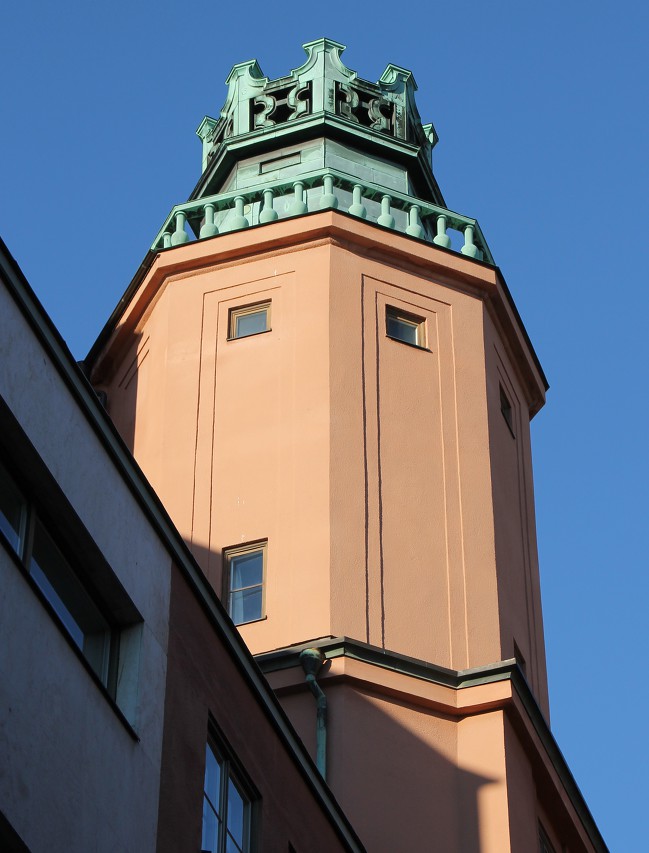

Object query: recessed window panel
[386,306,426,348]
[30,519,112,682]
[500,384,515,437]
[0,447,141,724]
[229,302,270,339]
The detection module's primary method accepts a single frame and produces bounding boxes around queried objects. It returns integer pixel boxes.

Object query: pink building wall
[265,655,599,852]
[88,210,597,850]
[93,212,547,693]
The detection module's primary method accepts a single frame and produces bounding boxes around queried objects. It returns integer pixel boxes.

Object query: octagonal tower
[87,40,604,853]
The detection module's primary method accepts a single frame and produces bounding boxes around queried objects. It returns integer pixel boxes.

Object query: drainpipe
[299,648,327,780]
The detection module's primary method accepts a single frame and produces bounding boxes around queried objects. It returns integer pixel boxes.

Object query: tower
[87,40,603,852]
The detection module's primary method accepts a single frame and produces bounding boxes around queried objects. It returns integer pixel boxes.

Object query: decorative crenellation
[153,168,491,263]
[196,39,437,176]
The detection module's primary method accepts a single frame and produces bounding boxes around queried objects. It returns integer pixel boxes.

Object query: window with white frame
[228,302,271,340]
[202,736,255,853]
[224,541,266,625]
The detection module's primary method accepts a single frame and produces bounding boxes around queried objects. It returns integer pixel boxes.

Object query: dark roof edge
[0,237,365,853]
[84,248,157,371]
[495,264,550,397]
[257,636,607,853]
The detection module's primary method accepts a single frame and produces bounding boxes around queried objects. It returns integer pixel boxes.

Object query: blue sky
[2,2,647,848]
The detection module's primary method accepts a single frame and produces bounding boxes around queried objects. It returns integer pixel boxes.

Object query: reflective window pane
[235,309,268,338]
[230,551,263,589]
[227,777,245,846]
[0,460,26,553]
[387,314,418,345]
[202,796,219,853]
[230,587,262,625]
[226,834,244,853]
[204,744,222,813]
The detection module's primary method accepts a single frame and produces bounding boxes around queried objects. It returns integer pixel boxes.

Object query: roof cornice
[86,210,547,412]
[257,636,607,853]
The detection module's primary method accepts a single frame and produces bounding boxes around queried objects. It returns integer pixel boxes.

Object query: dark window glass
[1,458,118,691]
[386,306,426,348]
[0,452,141,723]
[539,824,557,853]
[227,777,246,849]
[202,741,252,853]
[500,384,515,436]
[30,520,112,682]
[0,461,26,552]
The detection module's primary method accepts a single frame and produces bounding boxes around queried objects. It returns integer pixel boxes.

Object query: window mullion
[219,759,229,853]
[230,581,263,593]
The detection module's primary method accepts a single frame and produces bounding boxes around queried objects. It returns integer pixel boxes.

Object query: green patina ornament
[150,40,493,266]
[259,189,279,223]
[319,174,338,210]
[199,203,219,239]
[228,197,249,232]
[377,195,395,229]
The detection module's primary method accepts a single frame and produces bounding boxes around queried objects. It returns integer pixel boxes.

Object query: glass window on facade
[30,520,112,682]
[225,543,266,626]
[202,740,253,853]
[386,306,426,348]
[229,302,270,339]
[0,456,116,692]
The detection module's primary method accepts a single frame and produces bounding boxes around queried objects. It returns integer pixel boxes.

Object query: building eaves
[84,208,548,412]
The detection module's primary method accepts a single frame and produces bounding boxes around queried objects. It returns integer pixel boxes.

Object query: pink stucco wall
[89,210,578,850]
[93,211,547,691]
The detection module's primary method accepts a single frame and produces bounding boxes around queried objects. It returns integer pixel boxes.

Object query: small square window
[228,302,270,340]
[386,306,426,348]
[224,541,266,625]
[500,384,515,437]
